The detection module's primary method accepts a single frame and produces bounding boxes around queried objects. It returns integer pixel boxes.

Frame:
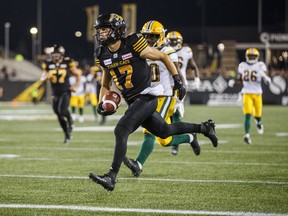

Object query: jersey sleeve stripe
[165,50,176,55]
[95,59,100,65]
[133,37,148,52]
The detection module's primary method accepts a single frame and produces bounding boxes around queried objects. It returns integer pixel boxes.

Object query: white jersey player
[238,61,268,94]
[123,20,200,177]
[69,71,87,122]
[166,31,200,155]
[166,31,200,88]
[69,74,86,97]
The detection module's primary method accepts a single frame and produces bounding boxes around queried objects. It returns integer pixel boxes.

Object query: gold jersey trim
[133,37,147,53]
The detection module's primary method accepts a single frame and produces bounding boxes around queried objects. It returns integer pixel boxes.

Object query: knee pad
[114,124,130,137]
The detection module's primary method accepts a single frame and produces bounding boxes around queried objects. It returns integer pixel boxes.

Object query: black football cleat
[190,133,201,155]
[88,173,116,191]
[63,134,71,144]
[243,134,252,144]
[171,145,179,155]
[201,119,218,147]
[123,157,142,177]
[68,124,74,134]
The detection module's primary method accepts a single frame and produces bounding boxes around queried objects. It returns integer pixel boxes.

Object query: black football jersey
[95,33,151,100]
[42,57,76,95]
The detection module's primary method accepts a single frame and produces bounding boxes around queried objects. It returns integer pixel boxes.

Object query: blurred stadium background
[0,0,287,104]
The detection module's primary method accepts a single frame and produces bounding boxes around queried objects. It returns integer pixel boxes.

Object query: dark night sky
[0,0,286,62]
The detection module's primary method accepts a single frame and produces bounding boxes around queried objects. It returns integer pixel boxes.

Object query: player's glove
[228,79,235,88]
[97,101,116,116]
[263,76,271,85]
[173,75,187,100]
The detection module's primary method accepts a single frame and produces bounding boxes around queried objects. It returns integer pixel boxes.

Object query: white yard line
[1,145,287,155]
[0,174,287,185]
[0,204,286,216]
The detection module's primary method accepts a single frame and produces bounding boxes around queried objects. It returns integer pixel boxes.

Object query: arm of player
[261,72,271,85]
[228,73,243,88]
[38,70,49,91]
[174,62,186,87]
[140,46,178,75]
[40,70,49,82]
[188,57,200,90]
[140,46,186,100]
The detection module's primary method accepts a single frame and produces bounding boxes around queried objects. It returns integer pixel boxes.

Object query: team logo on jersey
[104,59,112,66]
[113,53,118,58]
[122,53,133,60]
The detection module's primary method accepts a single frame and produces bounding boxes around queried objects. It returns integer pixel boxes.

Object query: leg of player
[61,93,73,143]
[242,94,252,144]
[89,95,218,191]
[254,94,264,135]
[124,133,200,177]
[243,114,252,144]
[254,117,264,134]
[170,109,182,155]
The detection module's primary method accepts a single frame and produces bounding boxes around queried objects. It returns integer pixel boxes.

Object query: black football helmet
[93,13,126,45]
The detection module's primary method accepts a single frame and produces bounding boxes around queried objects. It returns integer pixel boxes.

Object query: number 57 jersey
[238,61,267,94]
[42,57,76,95]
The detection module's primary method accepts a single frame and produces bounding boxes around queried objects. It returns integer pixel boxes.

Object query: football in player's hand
[102,91,121,112]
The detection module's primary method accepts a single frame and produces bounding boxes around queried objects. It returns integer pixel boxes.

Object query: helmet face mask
[50,44,65,62]
[245,48,259,64]
[166,31,183,51]
[94,13,126,46]
[141,21,166,48]
[143,33,160,47]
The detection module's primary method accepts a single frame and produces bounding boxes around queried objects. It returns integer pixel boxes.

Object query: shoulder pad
[258,61,265,65]
[126,33,147,53]
[183,45,192,52]
[126,33,143,44]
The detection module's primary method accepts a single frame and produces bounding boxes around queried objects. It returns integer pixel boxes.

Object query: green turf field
[0,103,287,216]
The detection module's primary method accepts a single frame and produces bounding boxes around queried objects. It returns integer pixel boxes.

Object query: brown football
[102,91,121,112]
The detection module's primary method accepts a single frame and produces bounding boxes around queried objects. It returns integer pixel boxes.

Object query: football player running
[123,21,201,178]
[228,48,271,144]
[166,31,201,155]
[88,13,218,191]
[40,44,81,143]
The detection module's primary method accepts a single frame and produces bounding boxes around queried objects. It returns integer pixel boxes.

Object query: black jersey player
[88,13,218,191]
[40,44,81,143]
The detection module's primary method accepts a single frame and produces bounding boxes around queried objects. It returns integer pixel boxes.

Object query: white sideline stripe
[0,174,287,185]
[0,154,19,158]
[0,204,286,216]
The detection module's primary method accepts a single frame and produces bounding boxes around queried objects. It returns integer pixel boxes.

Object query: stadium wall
[187,75,288,106]
[1,76,287,105]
